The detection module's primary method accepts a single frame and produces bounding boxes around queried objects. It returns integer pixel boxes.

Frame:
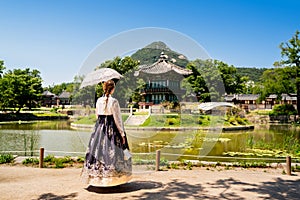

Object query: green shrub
[181,160,193,170]
[55,159,64,168]
[0,154,14,164]
[22,157,39,165]
[269,104,297,116]
[169,162,179,169]
[199,115,206,119]
[44,155,74,168]
[44,154,56,163]
[234,161,268,168]
[60,156,73,164]
[197,115,211,126]
[186,162,193,170]
[76,157,85,163]
[236,116,247,125]
[166,115,179,119]
[166,118,177,125]
[228,116,236,125]
[160,157,169,166]
[50,107,59,113]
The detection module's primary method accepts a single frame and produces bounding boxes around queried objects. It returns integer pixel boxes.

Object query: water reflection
[0,130,40,156]
[0,121,88,156]
[0,120,71,130]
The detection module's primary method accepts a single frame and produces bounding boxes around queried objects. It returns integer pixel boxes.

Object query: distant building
[224,94,260,111]
[224,94,237,104]
[41,90,71,107]
[265,94,277,109]
[58,91,71,106]
[41,90,57,107]
[281,93,297,105]
[136,52,192,107]
[223,93,300,111]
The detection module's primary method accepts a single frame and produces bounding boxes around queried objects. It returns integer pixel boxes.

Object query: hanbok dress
[81,95,132,186]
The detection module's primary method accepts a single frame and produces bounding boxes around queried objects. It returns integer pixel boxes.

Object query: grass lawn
[140,114,250,127]
[73,113,249,127]
[73,113,130,125]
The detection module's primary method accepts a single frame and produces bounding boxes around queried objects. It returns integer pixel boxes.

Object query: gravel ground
[0,165,300,200]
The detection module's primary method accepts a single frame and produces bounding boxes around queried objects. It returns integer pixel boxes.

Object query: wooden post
[39,147,44,168]
[286,156,291,175]
[156,150,161,171]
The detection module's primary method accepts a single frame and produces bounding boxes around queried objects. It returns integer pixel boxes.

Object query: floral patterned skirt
[80,115,132,186]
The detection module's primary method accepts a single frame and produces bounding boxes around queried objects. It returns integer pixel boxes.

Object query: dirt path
[0,165,300,200]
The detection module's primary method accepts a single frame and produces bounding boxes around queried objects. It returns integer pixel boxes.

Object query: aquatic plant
[22,130,39,156]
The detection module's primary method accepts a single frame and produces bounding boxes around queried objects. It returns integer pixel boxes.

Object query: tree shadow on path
[35,192,77,200]
[207,176,300,200]
[34,175,300,200]
[244,177,300,200]
[120,176,300,200]
[122,179,205,200]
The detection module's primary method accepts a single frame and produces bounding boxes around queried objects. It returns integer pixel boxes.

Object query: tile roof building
[41,90,71,107]
[137,52,192,106]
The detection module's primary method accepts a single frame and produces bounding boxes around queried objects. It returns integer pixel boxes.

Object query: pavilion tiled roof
[224,94,236,102]
[237,94,260,101]
[281,93,297,101]
[267,94,277,99]
[139,52,192,75]
[58,91,71,99]
[42,90,56,97]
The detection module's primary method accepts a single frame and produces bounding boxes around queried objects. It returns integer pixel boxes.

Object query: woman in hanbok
[81,79,132,186]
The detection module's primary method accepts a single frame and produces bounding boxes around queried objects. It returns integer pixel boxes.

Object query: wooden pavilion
[136,52,192,107]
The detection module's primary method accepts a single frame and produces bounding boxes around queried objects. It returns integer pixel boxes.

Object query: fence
[1,148,295,175]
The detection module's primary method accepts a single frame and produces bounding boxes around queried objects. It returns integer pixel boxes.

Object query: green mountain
[236,67,268,83]
[131,41,189,67]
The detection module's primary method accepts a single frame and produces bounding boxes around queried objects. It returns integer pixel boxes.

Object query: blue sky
[0,0,299,86]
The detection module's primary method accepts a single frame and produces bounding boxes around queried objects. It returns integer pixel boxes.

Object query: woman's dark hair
[102,80,115,108]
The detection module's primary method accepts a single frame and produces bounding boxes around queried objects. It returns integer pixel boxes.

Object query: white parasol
[80,68,123,89]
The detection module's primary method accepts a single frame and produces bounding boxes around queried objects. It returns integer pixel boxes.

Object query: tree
[183,59,246,102]
[0,61,6,109]
[97,56,140,107]
[69,75,94,107]
[45,82,74,95]
[71,85,95,107]
[72,56,140,107]
[279,30,300,115]
[183,59,225,102]
[0,60,5,78]
[236,67,267,83]
[97,56,139,75]
[183,60,211,102]
[0,68,43,112]
[214,60,249,94]
[260,67,295,100]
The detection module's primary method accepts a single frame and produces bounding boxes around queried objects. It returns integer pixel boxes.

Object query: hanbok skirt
[80,115,132,186]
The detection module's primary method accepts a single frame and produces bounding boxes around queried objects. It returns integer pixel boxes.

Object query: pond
[0,120,300,163]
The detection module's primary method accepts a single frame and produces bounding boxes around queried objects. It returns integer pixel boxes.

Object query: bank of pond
[0,112,68,121]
